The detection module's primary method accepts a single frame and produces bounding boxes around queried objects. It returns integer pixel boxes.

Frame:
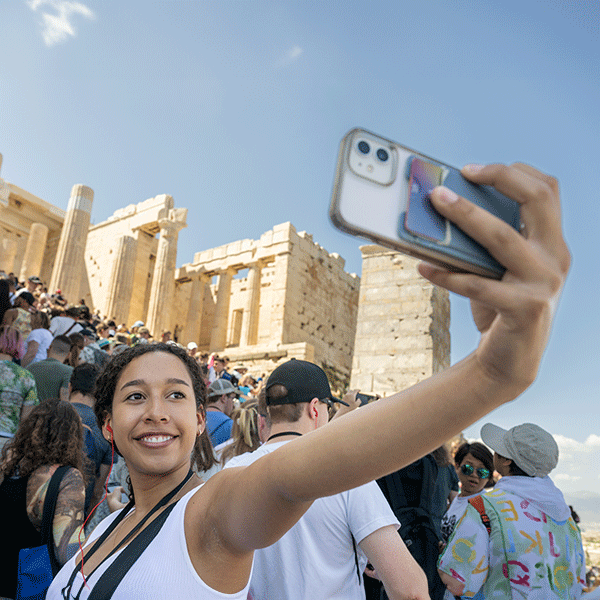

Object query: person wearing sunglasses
[438,423,585,599]
[439,442,494,599]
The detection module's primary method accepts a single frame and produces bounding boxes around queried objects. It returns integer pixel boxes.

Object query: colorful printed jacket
[438,476,585,599]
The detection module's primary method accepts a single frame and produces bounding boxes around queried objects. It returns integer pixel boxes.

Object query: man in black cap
[225,359,429,600]
[438,423,585,599]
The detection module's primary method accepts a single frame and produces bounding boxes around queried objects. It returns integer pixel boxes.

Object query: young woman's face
[105,352,204,478]
[456,452,491,497]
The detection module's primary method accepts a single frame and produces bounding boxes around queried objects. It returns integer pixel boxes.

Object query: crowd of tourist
[0,157,596,600]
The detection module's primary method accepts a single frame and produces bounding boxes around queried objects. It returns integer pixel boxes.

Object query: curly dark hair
[94,343,216,473]
[0,399,88,482]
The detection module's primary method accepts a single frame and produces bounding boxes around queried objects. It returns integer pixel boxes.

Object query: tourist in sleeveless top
[0,400,87,600]
[46,162,570,599]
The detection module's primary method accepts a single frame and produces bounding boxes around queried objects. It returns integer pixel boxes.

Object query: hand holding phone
[330,129,520,278]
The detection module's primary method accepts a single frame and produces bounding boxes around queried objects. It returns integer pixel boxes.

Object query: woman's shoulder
[26,465,84,527]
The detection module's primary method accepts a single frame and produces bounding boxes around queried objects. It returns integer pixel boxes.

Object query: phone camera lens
[357,140,370,155]
[376,148,389,162]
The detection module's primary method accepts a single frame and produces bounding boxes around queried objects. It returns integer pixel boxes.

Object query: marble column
[209,267,234,351]
[240,262,261,347]
[146,208,187,337]
[49,184,93,300]
[0,238,18,274]
[19,223,49,281]
[183,273,207,345]
[105,235,138,323]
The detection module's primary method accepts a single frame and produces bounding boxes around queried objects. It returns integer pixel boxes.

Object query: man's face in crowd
[214,359,225,373]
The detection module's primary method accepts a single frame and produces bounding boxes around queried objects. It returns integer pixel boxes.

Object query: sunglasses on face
[460,463,491,480]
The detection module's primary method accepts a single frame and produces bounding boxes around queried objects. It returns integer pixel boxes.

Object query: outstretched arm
[204,162,570,553]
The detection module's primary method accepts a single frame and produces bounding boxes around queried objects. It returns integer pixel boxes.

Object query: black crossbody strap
[87,502,178,599]
[40,465,71,575]
[62,470,193,599]
[350,533,361,586]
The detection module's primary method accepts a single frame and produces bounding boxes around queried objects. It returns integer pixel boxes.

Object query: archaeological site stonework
[0,152,450,393]
[349,245,450,396]
[172,222,360,388]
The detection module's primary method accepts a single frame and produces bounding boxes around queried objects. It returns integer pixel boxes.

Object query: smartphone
[356,392,377,406]
[330,128,521,278]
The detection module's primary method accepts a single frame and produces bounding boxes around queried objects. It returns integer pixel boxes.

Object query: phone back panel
[330,128,520,278]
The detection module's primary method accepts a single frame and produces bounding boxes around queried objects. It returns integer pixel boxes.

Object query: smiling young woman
[45,161,571,599]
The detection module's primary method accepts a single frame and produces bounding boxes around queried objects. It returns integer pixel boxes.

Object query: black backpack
[376,454,447,600]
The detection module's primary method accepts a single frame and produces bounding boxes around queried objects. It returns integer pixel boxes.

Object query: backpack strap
[40,465,71,575]
[350,533,362,586]
[468,495,491,536]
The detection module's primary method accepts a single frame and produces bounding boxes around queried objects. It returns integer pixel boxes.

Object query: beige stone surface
[146,206,187,337]
[349,245,450,397]
[19,222,49,280]
[84,194,174,327]
[2,155,450,406]
[49,185,93,301]
[0,181,64,282]
[175,222,360,387]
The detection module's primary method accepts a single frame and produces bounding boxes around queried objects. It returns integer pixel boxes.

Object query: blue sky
[1,1,599,503]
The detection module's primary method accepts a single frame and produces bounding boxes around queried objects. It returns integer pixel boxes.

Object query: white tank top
[47,486,252,599]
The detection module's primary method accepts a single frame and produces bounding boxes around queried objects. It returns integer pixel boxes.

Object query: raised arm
[203,162,570,553]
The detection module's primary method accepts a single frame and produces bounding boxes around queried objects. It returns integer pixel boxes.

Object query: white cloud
[26,0,95,47]
[554,474,582,482]
[551,433,600,495]
[275,45,303,69]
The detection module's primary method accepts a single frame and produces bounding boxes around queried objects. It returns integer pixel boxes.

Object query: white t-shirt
[24,328,53,365]
[49,316,83,337]
[225,441,400,600]
[47,485,252,600]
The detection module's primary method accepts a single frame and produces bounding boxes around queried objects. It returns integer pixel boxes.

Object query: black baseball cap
[266,359,349,407]
[15,289,35,306]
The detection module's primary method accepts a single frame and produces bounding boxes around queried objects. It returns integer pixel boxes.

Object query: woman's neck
[127,463,200,518]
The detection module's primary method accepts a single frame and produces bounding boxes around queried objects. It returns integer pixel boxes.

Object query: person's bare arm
[1,308,17,327]
[21,340,39,368]
[360,525,430,600]
[20,404,34,422]
[194,162,569,555]
[88,463,111,517]
[439,569,465,596]
[28,466,86,565]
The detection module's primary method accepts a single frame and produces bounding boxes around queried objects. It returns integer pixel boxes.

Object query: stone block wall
[349,245,450,397]
[84,195,172,322]
[282,229,360,386]
[174,223,360,389]
[0,183,64,282]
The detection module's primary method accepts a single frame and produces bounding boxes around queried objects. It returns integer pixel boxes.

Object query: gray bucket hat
[481,422,559,477]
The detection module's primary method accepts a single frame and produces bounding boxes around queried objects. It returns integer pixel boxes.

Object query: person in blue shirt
[205,379,239,447]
